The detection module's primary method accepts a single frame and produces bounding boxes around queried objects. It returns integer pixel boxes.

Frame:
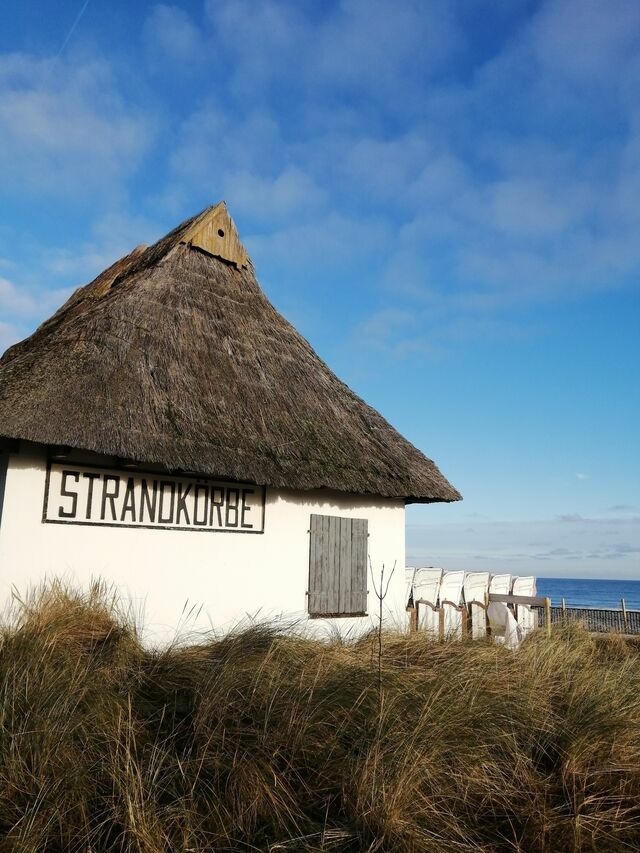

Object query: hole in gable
[218,229,225,237]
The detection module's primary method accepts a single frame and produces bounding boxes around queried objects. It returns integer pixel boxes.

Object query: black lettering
[209,487,224,527]
[58,469,79,518]
[241,488,254,529]
[83,472,100,519]
[120,477,136,522]
[158,480,175,524]
[176,481,192,525]
[100,475,120,521]
[225,488,239,528]
[140,479,158,522]
[193,483,209,526]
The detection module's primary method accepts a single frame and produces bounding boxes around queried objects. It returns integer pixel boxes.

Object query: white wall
[0,442,407,645]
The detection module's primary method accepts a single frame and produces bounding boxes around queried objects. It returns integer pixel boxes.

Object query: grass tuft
[0,584,638,851]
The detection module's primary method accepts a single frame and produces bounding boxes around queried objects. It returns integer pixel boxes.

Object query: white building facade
[0,442,406,642]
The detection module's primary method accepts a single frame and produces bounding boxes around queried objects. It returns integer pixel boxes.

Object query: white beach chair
[413,567,442,637]
[463,572,490,639]
[512,576,537,638]
[489,573,511,597]
[404,566,416,609]
[488,574,522,648]
[439,570,465,640]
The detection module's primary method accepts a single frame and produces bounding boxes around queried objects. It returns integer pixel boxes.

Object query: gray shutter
[308,514,368,616]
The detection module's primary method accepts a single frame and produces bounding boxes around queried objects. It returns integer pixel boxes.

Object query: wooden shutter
[308,514,368,617]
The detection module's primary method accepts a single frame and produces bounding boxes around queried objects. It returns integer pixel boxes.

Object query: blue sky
[0,0,638,579]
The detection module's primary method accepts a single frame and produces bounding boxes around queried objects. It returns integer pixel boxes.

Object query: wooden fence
[539,603,640,634]
[409,593,551,640]
[409,594,640,639]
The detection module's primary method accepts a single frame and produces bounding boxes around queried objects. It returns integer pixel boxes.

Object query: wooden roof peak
[180,201,249,269]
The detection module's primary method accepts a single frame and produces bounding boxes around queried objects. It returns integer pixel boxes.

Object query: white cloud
[222,167,328,223]
[530,0,640,82]
[0,320,22,353]
[246,212,390,272]
[143,4,204,67]
[0,275,73,354]
[485,177,593,238]
[314,0,459,95]
[203,0,461,108]
[349,297,526,360]
[406,514,640,579]
[44,210,163,283]
[0,276,71,327]
[203,0,310,98]
[167,102,285,194]
[0,277,39,316]
[341,133,434,203]
[0,53,152,197]
[0,206,165,357]
[154,0,640,365]
[3,0,632,366]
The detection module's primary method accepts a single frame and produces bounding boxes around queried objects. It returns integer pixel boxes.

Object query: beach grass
[0,582,638,852]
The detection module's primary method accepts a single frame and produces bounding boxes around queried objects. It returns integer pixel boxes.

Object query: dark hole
[218,228,225,237]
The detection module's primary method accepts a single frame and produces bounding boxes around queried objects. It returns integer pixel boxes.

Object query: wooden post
[484,590,491,638]
[621,598,628,634]
[561,597,566,625]
[439,605,445,641]
[461,605,468,639]
[407,605,417,633]
[544,597,552,637]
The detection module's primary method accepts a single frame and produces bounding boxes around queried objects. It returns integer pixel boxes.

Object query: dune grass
[0,583,638,852]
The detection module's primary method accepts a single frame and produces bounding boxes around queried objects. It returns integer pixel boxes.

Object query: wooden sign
[43,463,265,533]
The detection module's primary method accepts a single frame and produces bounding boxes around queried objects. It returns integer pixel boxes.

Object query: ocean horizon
[536,577,640,610]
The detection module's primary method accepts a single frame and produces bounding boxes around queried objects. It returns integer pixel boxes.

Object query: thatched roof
[0,203,460,503]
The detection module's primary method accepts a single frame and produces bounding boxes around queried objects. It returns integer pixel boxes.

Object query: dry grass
[0,583,638,852]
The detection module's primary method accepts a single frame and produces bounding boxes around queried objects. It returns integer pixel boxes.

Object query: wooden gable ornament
[181,201,249,269]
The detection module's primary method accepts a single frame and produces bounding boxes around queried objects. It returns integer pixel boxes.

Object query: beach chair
[488,574,522,648]
[413,567,442,637]
[439,570,465,639]
[404,566,416,609]
[512,576,536,638]
[463,572,490,639]
[489,573,511,597]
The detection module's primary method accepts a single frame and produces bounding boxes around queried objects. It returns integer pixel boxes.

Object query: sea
[536,577,640,611]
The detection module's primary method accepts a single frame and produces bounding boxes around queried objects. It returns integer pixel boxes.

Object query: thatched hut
[0,203,460,638]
